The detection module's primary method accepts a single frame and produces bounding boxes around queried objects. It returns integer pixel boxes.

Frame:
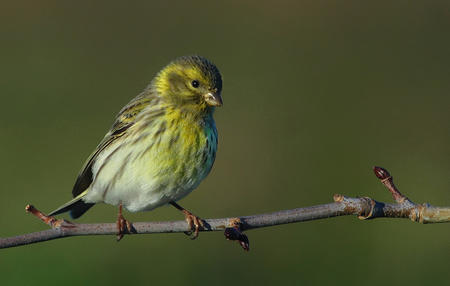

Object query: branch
[1,167,448,250]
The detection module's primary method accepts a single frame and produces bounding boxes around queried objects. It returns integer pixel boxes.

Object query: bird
[48,55,223,240]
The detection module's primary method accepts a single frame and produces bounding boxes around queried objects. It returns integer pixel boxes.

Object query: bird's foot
[116,204,134,241]
[182,209,205,240]
[224,218,249,251]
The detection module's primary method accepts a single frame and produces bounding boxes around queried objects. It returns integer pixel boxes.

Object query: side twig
[0,166,448,250]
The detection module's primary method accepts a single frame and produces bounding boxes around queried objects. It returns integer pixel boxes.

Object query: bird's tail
[48,190,95,219]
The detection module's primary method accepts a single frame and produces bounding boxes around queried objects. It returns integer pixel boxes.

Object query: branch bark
[1,167,448,250]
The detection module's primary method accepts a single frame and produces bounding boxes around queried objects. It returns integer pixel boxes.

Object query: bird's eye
[191,80,200,88]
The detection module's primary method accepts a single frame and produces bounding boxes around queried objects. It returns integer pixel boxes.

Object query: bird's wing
[71,95,152,198]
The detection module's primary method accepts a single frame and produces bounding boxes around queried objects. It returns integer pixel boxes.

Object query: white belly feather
[83,119,217,213]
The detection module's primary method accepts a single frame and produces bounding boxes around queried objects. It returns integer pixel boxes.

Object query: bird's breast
[87,114,218,212]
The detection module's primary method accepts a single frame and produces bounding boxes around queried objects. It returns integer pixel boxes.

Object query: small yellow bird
[49,55,223,239]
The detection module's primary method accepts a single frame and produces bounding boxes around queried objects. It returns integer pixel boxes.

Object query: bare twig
[1,167,448,250]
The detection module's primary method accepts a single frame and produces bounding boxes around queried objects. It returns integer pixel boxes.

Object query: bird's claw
[116,204,134,241]
[182,210,204,240]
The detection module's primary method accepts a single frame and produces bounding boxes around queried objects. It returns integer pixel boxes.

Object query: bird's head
[152,55,223,115]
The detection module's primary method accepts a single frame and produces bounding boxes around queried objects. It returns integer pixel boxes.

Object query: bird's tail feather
[48,190,94,219]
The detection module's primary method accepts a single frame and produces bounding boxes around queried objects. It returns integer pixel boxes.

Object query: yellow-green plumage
[50,55,222,218]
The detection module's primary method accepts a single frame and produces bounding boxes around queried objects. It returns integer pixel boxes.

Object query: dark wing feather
[71,132,127,197]
[71,94,152,198]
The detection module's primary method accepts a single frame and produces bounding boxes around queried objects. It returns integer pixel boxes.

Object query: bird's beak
[204,92,223,107]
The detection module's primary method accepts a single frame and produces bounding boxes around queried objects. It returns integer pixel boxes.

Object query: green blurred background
[1,1,449,285]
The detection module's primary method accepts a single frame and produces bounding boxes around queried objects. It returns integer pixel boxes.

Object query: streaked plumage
[50,55,223,221]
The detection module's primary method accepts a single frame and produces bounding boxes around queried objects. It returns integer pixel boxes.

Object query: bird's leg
[170,201,204,239]
[116,203,133,241]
